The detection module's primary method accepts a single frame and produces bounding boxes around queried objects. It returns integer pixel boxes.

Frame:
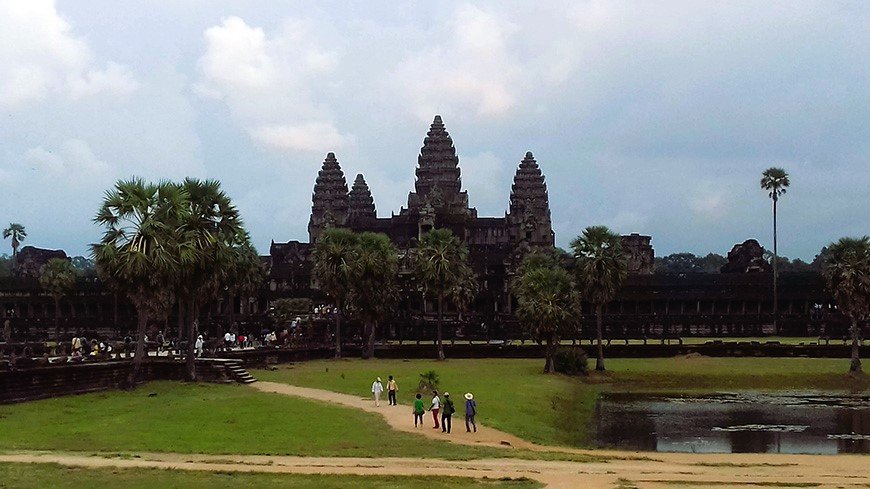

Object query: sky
[0,0,868,260]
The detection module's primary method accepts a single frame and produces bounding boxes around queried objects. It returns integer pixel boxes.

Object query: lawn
[0,463,542,489]
[253,357,869,448]
[0,381,520,460]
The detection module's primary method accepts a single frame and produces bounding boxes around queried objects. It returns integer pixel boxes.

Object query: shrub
[553,347,588,376]
[418,370,440,393]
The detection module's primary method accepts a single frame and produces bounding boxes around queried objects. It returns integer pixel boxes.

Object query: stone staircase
[222,359,257,384]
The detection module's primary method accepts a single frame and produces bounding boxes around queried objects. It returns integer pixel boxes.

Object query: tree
[3,223,26,270]
[347,232,399,359]
[761,167,790,332]
[822,236,870,374]
[224,243,267,328]
[176,178,247,381]
[514,252,577,373]
[93,178,190,386]
[313,228,359,358]
[38,258,77,338]
[571,225,627,372]
[413,228,476,361]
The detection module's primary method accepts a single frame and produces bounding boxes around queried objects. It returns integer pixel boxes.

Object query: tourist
[413,393,425,427]
[371,377,384,407]
[156,331,165,355]
[441,392,455,434]
[428,390,441,429]
[464,392,477,433]
[387,375,398,406]
[71,336,82,355]
[230,332,236,349]
[223,331,232,351]
[195,335,204,357]
[123,334,132,358]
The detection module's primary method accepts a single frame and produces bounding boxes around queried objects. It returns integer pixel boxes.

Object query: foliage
[38,259,76,299]
[571,225,627,372]
[760,167,790,201]
[270,298,312,326]
[552,347,589,376]
[3,223,26,254]
[513,252,577,373]
[654,253,726,274]
[418,370,440,393]
[822,236,870,373]
[346,232,400,359]
[412,228,477,360]
[313,228,359,358]
[70,256,97,277]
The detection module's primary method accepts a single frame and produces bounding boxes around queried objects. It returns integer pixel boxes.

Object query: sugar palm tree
[413,228,476,361]
[514,252,576,373]
[38,258,77,338]
[93,178,191,385]
[571,225,627,372]
[3,223,26,270]
[347,232,399,359]
[761,167,790,332]
[822,236,870,373]
[177,178,247,380]
[313,228,359,358]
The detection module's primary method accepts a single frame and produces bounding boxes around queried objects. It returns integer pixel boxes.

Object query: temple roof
[509,151,550,212]
[312,152,349,212]
[348,173,376,220]
[414,115,462,202]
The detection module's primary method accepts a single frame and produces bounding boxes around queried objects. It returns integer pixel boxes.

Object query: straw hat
[377,377,381,382]
[444,392,449,397]
[464,392,474,400]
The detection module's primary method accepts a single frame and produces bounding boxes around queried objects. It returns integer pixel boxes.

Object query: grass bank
[0,463,542,489]
[254,357,869,447]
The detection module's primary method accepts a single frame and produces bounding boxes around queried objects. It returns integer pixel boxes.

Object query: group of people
[70,335,111,359]
[371,376,478,434]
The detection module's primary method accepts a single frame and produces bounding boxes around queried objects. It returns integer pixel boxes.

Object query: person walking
[195,335,204,357]
[441,392,455,434]
[413,393,425,428]
[464,392,477,433]
[428,391,441,429]
[371,377,384,407]
[387,375,398,406]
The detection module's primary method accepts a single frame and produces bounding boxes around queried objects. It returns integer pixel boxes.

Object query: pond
[593,392,870,454]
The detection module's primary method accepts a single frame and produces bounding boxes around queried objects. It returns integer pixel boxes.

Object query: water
[593,392,870,454]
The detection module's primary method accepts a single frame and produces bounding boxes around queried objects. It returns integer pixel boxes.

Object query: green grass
[0,463,542,489]
[0,381,531,460]
[254,357,868,448]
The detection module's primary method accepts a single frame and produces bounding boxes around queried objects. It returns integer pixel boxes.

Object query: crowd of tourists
[370,375,478,434]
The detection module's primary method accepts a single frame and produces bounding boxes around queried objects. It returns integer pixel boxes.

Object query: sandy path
[1,450,870,488]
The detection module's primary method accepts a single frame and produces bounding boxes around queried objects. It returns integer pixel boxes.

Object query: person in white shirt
[224,332,232,351]
[428,391,441,429]
[371,377,384,406]
[195,335,204,357]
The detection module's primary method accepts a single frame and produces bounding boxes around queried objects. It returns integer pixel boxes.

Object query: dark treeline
[654,250,828,275]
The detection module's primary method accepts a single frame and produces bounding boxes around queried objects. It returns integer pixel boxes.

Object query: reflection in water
[594,393,870,454]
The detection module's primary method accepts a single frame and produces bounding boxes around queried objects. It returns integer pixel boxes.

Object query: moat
[594,392,870,454]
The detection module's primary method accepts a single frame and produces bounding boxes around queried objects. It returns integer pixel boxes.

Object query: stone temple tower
[308,152,349,243]
[406,115,470,214]
[507,152,555,247]
[346,173,376,230]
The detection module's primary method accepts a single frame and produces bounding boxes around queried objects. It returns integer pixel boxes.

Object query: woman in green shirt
[413,393,425,428]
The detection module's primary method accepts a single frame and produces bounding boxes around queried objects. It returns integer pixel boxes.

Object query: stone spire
[508,151,554,246]
[347,173,376,226]
[308,152,349,242]
[413,115,462,203]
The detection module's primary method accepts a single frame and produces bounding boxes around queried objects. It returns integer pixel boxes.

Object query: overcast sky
[1,1,868,260]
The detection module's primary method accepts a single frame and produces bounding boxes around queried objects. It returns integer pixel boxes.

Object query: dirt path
[1,450,870,488]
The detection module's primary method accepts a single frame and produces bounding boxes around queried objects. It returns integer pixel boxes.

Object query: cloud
[0,0,138,108]
[195,16,350,154]
[461,151,509,214]
[24,139,112,187]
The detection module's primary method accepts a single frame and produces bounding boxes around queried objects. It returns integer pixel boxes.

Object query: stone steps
[223,360,257,384]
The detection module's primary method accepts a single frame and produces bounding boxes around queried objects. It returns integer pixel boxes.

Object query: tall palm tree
[514,252,576,373]
[347,232,399,359]
[38,258,77,338]
[761,167,790,332]
[93,178,190,385]
[3,223,26,270]
[822,236,870,373]
[313,228,359,358]
[413,228,476,361]
[177,178,246,380]
[571,225,627,372]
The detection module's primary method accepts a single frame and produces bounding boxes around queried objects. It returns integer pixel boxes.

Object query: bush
[553,347,588,376]
[418,370,440,393]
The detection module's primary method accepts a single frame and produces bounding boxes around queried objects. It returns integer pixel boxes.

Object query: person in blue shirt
[464,392,477,433]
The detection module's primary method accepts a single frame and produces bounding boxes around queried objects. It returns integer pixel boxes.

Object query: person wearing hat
[371,377,384,407]
[464,392,477,433]
[441,392,455,433]
[194,335,204,358]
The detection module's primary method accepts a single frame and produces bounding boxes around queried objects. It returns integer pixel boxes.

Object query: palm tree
[38,258,77,338]
[3,223,26,270]
[177,178,247,380]
[822,236,870,373]
[761,167,790,332]
[93,178,190,386]
[347,232,399,359]
[313,228,359,358]
[571,225,627,372]
[413,228,476,361]
[514,252,576,373]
